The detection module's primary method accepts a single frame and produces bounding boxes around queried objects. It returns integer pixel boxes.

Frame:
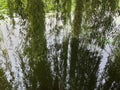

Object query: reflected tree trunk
[23,0,53,89]
[69,0,83,89]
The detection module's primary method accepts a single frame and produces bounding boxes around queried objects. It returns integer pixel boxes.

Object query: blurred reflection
[0,0,120,90]
[98,35,120,90]
[0,68,12,90]
[69,38,101,90]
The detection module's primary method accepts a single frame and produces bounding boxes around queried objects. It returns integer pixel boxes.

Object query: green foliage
[0,0,8,19]
[0,68,12,90]
[0,30,3,42]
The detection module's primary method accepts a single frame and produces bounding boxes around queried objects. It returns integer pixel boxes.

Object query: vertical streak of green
[60,39,69,89]
[69,0,84,89]
[24,0,53,89]
[62,0,72,24]
[73,0,83,38]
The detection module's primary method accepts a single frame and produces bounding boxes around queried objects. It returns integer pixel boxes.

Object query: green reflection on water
[0,0,120,90]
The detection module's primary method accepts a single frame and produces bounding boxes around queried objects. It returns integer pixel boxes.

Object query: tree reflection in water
[0,0,120,90]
